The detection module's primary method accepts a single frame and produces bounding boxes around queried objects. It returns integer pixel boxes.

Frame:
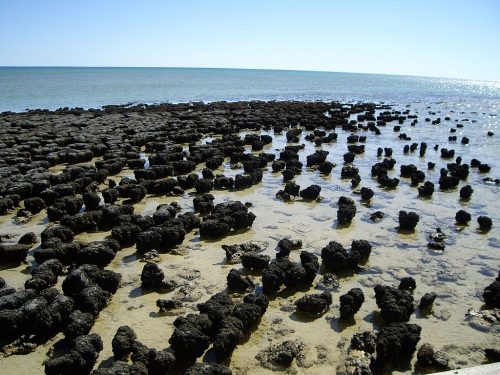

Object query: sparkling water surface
[0,67,499,112]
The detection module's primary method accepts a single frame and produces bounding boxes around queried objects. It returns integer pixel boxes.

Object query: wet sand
[0,101,499,374]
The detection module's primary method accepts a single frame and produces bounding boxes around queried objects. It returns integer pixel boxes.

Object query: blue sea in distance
[0,67,499,112]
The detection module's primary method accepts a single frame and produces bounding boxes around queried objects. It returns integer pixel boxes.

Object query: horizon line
[1,65,498,83]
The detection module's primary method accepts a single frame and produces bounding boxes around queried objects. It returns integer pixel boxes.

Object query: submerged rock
[256,340,305,369]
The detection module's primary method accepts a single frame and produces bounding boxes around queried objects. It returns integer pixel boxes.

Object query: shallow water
[0,100,499,374]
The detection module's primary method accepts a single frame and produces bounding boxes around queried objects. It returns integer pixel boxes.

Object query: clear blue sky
[0,0,499,80]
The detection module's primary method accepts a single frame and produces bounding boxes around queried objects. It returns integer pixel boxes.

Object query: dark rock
[173,313,213,338]
[169,324,211,360]
[222,241,268,263]
[419,292,437,310]
[478,216,492,229]
[130,340,150,364]
[455,210,472,224]
[344,152,355,163]
[45,333,103,375]
[111,223,141,246]
[62,268,93,296]
[277,238,302,253]
[321,241,350,272]
[299,184,321,200]
[156,299,183,311]
[199,219,231,238]
[283,263,308,288]
[370,211,385,222]
[0,243,30,263]
[339,288,365,319]
[140,263,174,291]
[25,259,63,290]
[24,197,45,214]
[256,340,304,368]
[63,264,121,296]
[320,239,370,273]
[360,187,374,201]
[460,185,473,199]
[400,164,417,178]
[418,181,435,197]
[82,191,101,210]
[102,188,119,204]
[399,277,416,291]
[341,165,359,179]
[184,363,232,375]
[351,175,361,189]
[152,204,177,224]
[350,331,376,354]
[112,325,137,360]
[18,231,37,245]
[483,272,500,308]
[284,182,300,196]
[212,316,244,359]
[197,292,233,324]
[0,307,26,337]
[227,269,254,291]
[75,241,117,266]
[75,286,111,316]
[147,348,176,375]
[272,160,286,172]
[261,260,288,294]
[243,293,269,313]
[231,301,264,327]
[295,291,332,316]
[194,178,214,194]
[307,150,329,166]
[398,211,419,230]
[92,361,148,375]
[41,225,74,243]
[337,197,356,225]
[439,174,460,190]
[478,163,491,173]
[241,252,271,271]
[416,343,450,371]
[63,309,95,340]
[350,240,372,262]
[300,251,319,283]
[374,285,414,323]
[427,241,445,251]
[485,348,500,362]
[375,323,421,365]
[318,161,334,174]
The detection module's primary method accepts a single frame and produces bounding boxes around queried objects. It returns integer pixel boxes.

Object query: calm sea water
[0,67,499,112]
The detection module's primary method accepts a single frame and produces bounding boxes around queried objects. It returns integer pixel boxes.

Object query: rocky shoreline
[0,100,498,374]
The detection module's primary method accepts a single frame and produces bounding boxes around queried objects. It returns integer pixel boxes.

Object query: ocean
[0,67,499,112]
